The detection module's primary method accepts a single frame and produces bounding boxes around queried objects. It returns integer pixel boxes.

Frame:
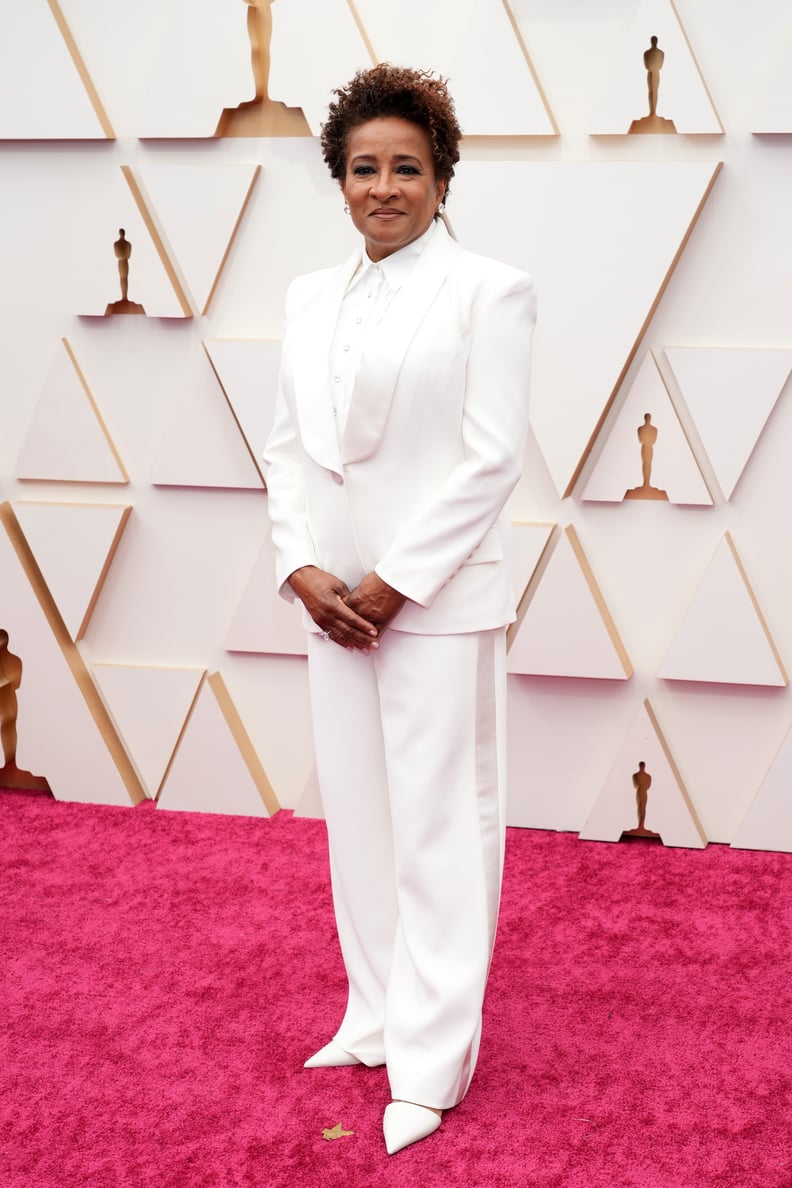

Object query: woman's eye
[397,165,419,175]
[352,165,374,176]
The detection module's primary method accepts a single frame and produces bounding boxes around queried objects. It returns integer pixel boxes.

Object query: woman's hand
[289,566,380,651]
[345,572,406,635]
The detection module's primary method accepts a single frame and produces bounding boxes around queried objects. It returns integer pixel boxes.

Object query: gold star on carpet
[322,1123,354,1141]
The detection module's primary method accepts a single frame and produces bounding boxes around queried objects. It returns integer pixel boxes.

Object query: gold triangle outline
[566,162,722,498]
[0,501,146,805]
[16,338,129,485]
[121,166,193,318]
[579,348,715,504]
[588,0,723,138]
[201,340,267,485]
[13,500,132,641]
[579,697,707,847]
[658,531,788,687]
[643,698,707,845]
[668,0,723,133]
[65,338,130,482]
[506,520,556,651]
[46,0,115,138]
[662,346,792,502]
[508,524,633,678]
[500,0,559,135]
[208,671,281,815]
[156,671,280,814]
[152,669,207,800]
[344,0,378,63]
[723,532,788,685]
[92,661,205,799]
[200,164,261,315]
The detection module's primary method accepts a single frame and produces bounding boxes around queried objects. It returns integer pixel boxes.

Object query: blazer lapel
[291,248,361,475]
[340,221,460,465]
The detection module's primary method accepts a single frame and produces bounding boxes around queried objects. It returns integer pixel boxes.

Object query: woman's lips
[370,209,402,219]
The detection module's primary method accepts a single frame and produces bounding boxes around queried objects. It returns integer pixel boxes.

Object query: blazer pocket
[465,527,503,565]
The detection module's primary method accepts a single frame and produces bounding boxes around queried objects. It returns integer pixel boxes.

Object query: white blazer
[263,219,537,635]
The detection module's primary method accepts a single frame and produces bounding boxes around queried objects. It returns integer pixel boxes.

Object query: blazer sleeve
[374,269,537,608]
[261,282,320,601]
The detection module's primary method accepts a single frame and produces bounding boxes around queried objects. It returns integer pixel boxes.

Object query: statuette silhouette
[0,630,50,792]
[622,760,660,840]
[624,413,669,500]
[105,229,145,316]
[629,36,677,134]
[216,0,310,138]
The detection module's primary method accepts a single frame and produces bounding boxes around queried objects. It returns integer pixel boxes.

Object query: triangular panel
[78,167,191,319]
[581,352,712,504]
[149,347,264,491]
[203,340,281,484]
[452,0,557,135]
[510,522,555,610]
[15,339,128,485]
[507,526,632,679]
[732,723,792,852]
[0,503,144,806]
[658,534,788,687]
[13,501,131,640]
[0,0,112,139]
[137,165,261,315]
[665,347,792,500]
[450,160,721,496]
[353,0,555,135]
[92,663,204,799]
[225,532,306,656]
[580,699,707,848]
[589,0,722,134]
[157,672,279,816]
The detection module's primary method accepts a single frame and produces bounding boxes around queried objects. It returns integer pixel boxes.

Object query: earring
[343,202,350,214]
[437,201,446,214]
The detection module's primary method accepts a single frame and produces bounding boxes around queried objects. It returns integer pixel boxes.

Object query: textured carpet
[1,791,791,1188]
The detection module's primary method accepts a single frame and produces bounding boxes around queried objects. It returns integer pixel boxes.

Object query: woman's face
[341,117,446,262]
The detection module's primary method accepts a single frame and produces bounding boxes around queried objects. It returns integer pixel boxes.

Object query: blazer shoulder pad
[285,265,339,319]
[455,245,534,293]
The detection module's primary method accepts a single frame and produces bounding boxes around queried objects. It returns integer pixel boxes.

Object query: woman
[263,63,536,1155]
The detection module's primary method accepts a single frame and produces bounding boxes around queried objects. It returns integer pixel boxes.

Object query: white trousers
[307,625,507,1110]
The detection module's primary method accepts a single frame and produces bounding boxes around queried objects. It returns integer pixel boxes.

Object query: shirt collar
[361,219,438,291]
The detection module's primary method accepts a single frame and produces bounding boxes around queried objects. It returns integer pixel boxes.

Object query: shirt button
[355,317,363,324]
[343,344,350,352]
[333,375,340,383]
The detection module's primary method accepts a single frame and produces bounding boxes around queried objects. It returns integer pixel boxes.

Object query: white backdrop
[2,0,792,849]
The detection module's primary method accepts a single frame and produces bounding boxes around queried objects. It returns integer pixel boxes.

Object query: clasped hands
[288,565,406,653]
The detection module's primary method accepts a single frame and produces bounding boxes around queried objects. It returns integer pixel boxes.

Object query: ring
[321,629,331,641]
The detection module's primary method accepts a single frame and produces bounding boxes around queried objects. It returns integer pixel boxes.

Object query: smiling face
[340,117,446,262]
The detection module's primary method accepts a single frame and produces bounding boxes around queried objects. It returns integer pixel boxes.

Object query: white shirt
[328,222,436,435]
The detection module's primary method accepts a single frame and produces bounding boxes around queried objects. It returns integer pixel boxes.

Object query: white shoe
[382,1101,442,1155]
[303,1039,362,1068]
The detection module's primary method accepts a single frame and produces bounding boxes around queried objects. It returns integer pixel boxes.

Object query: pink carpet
[1,790,791,1187]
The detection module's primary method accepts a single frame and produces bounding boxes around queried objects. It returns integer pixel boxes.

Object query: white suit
[263,219,536,1109]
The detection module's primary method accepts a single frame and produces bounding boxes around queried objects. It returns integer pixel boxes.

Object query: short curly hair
[320,63,462,197]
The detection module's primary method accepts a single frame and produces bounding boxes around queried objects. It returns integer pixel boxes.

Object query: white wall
[2,0,792,847]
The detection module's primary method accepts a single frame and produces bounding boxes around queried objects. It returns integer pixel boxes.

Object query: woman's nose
[370,171,397,198]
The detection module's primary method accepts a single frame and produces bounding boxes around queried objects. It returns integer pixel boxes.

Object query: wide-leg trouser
[306,625,507,1110]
